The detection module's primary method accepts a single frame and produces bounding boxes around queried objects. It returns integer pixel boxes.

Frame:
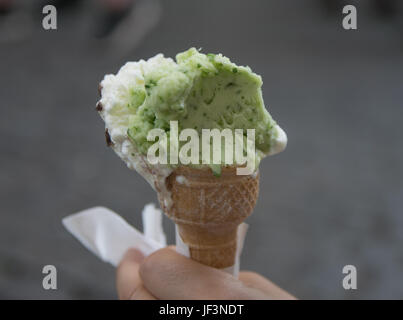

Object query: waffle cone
[158,166,259,269]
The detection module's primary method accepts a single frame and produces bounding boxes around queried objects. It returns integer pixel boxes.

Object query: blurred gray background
[0,0,402,299]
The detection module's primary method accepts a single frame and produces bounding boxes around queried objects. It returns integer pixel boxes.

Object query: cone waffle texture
[158,166,259,268]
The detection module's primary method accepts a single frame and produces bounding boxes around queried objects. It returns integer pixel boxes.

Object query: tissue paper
[63,204,247,277]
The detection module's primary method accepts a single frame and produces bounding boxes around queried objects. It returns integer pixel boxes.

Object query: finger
[139,247,267,300]
[116,248,156,300]
[128,282,157,300]
[239,271,296,300]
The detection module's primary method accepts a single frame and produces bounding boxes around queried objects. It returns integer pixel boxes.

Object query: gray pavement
[0,0,402,299]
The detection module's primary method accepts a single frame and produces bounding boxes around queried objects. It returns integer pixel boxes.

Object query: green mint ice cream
[125,48,285,159]
[97,48,286,188]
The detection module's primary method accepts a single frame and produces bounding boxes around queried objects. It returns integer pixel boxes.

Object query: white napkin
[63,204,248,277]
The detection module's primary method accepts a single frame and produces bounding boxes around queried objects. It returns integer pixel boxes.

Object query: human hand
[116,247,296,300]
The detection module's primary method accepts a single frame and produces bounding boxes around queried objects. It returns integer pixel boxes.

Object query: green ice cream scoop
[101,48,286,174]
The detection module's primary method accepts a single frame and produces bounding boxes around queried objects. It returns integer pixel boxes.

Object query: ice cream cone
[158,166,259,269]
